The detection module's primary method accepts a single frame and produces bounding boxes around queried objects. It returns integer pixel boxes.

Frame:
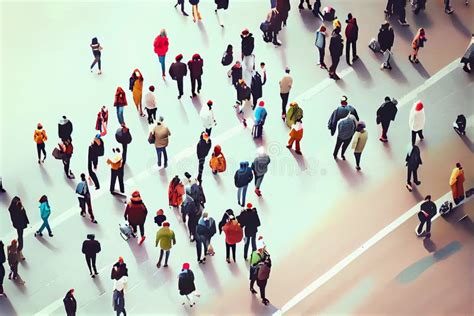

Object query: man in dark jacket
[241,29,255,59]
[328,96,360,136]
[416,195,437,237]
[58,115,73,141]
[251,65,266,109]
[111,257,128,280]
[169,54,188,99]
[63,289,77,316]
[406,144,422,192]
[329,28,344,80]
[115,124,132,165]
[333,114,357,160]
[252,147,271,197]
[82,234,101,277]
[376,96,398,142]
[344,14,359,65]
[236,80,252,113]
[237,204,261,260]
[196,132,211,183]
[234,162,254,206]
[378,21,395,70]
[8,197,29,261]
[188,54,204,97]
[88,135,104,189]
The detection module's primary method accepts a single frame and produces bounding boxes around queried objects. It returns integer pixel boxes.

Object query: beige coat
[351,130,368,153]
[153,123,171,148]
[279,75,293,94]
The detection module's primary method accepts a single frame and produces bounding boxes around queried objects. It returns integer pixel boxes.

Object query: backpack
[439,201,453,215]
[221,51,233,66]
[257,262,271,281]
[322,6,336,21]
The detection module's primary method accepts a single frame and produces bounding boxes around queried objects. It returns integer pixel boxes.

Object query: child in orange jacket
[286,119,303,155]
[33,123,48,163]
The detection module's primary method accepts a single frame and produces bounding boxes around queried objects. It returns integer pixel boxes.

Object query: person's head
[175,54,183,62]
[260,62,265,68]
[149,85,155,92]
[159,29,167,37]
[182,262,190,270]
[163,221,170,227]
[456,162,462,169]
[419,28,425,36]
[192,53,201,60]
[382,20,390,28]
[91,37,98,45]
[157,116,164,125]
[112,147,121,154]
[346,13,353,21]
[131,190,141,202]
[87,234,95,240]
[226,44,233,52]
[246,202,253,210]
[202,132,210,142]
[285,67,290,74]
[10,239,17,247]
[384,96,391,102]
[80,173,86,181]
[68,289,75,296]
[213,145,222,155]
[341,95,348,106]
[62,115,67,120]
[241,28,249,36]
[296,118,303,124]
[171,175,180,186]
[415,101,423,111]
[118,256,124,263]
[334,27,341,35]
[202,212,208,219]
[257,146,266,157]
[425,195,431,201]
[207,100,213,108]
[290,101,298,108]
[319,25,326,32]
[157,209,164,216]
[37,123,43,130]
[259,100,265,107]
[356,121,366,132]
[39,195,48,203]
[9,196,21,210]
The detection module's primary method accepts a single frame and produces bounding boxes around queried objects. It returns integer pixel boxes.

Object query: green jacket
[250,250,265,266]
[155,227,176,250]
[286,106,303,128]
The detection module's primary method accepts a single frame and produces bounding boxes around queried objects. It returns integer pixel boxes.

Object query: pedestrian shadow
[227,262,241,276]
[0,295,18,315]
[198,21,209,47]
[36,237,59,251]
[352,59,373,86]
[12,276,27,294]
[82,217,102,230]
[334,159,365,186]
[250,293,279,315]
[39,165,52,185]
[460,135,474,153]
[199,259,222,291]
[0,191,12,207]
[177,100,190,125]
[19,260,29,269]
[190,96,203,114]
[381,141,394,158]
[299,9,322,33]
[413,62,430,79]
[410,185,424,201]
[212,173,224,188]
[422,238,436,253]
[159,168,168,185]
[289,151,307,171]
[450,13,471,37]
[92,276,106,295]
[411,10,432,28]
[127,239,150,265]
[441,199,474,236]
[390,19,414,44]
[389,58,409,83]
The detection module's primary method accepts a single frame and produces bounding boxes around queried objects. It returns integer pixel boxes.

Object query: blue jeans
[158,55,166,75]
[38,218,52,234]
[155,147,168,167]
[116,106,124,125]
[237,185,248,206]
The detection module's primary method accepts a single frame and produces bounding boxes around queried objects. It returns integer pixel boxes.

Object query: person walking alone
[76,173,97,223]
[416,195,437,238]
[351,121,368,170]
[279,67,293,120]
[241,29,255,60]
[124,191,148,245]
[115,124,132,165]
[88,135,104,190]
[234,162,254,206]
[8,196,29,261]
[196,132,212,183]
[251,66,266,109]
[58,116,73,142]
[287,119,303,155]
[238,203,261,260]
[34,123,48,164]
[195,212,216,262]
[378,21,395,70]
[114,87,128,125]
[154,29,170,79]
[449,163,465,205]
[90,37,103,75]
[409,28,427,64]
[252,147,270,197]
[406,144,422,192]
[7,240,24,284]
[200,100,216,136]
[81,234,101,278]
[376,96,398,142]
[144,86,157,124]
[174,0,189,16]
[223,216,244,263]
[329,28,344,80]
[169,54,188,99]
[344,14,359,65]
[63,289,77,316]
[315,25,327,69]
[188,53,204,97]
[178,263,197,307]
[168,176,185,208]
[155,222,176,268]
[151,116,171,168]
[209,145,226,175]
[34,195,53,238]
[106,148,124,195]
[129,69,144,117]
[409,101,425,145]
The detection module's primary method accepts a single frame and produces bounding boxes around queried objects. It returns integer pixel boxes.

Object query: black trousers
[88,159,100,189]
[197,157,206,181]
[85,255,97,274]
[244,234,257,259]
[381,120,391,139]
[407,167,419,184]
[110,168,124,193]
[329,55,340,74]
[417,214,432,234]
[0,264,4,294]
[130,223,145,237]
[158,249,170,265]
[63,157,71,176]
[196,238,209,261]
[205,128,212,136]
[190,76,202,94]
[36,143,46,160]
[91,52,101,70]
[258,280,268,300]
[146,108,157,124]
[333,137,351,157]
[386,0,395,13]
[280,93,289,115]
[411,130,424,145]
[176,78,184,97]
[346,40,357,63]
[78,195,94,219]
[317,47,325,65]
[17,228,24,252]
[226,242,236,261]
[354,152,362,167]
[395,3,406,22]
[122,144,128,165]
[299,0,311,7]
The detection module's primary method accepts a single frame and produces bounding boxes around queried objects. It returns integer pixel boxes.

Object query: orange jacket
[289,127,303,141]
[34,129,47,144]
[209,153,226,173]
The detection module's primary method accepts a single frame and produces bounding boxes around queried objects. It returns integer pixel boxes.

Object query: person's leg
[231,244,236,261]
[151,108,157,122]
[416,217,426,234]
[226,242,230,260]
[407,167,412,184]
[242,185,248,205]
[251,234,257,252]
[333,56,340,75]
[164,250,170,265]
[146,108,152,124]
[259,281,267,301]
[244,236,250,259]
[36,144,41,161]
[295,139,301,153]
[139,223,145,237]
[197,76,202,93]
[346,41,351,64]
[91,254,98,274]
[118,167,125,193]
[163,147,168,167]
[191,77,196,95]
[413,168,419,184]
[353,40,357,58]
[98,55,101,71]
[17,228,24,252]
[110,169,117,192]
[341,139,351,157]
[333,137,343,157]
[79,197,86,216]
[426,218,432,233]
[381,121,390,139]
[282,93,289,115]
[197,158,205,181]
[86,255,93,274]
[157,249,164,266]
[418,130,424,140]
[159,55,166,76]
[354,152,361,168]
[156,147,162,166]
[205,128,212,136]
[411,130,416,145]
[255,175,264,189]
[44,218,52,234]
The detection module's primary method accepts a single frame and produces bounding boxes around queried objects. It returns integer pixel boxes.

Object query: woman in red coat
[222,216,243,263]
[168,176,185,208]
[153,29,169,79]
[124,191,148,245]
[114,87,127,125]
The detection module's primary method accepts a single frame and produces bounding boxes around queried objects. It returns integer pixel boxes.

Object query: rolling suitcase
[368,38,381,53]
[252,122,263,138]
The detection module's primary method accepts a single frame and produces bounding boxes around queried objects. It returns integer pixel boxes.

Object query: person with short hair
[252,147,270,197]
[151,116,171,168]
[169,54,188,99]
[376,96,398,142]
[76,173,97,223]
[238,203,261,260]
[329,28,344,80]
[351,121,368,170]
[196,132,212,183]
[315,25,327,69]
[90,37,103,75]
[333,114,357,161]
[344,13,359,65]
[405,144,422,192]
[200,100,216,136]
[33,123,47,164]
[409,28,427,64]
[155,222,176,268]
[88,135,104,190]
[107,148,124,194]
[188,53,204,97]
[416,195,437,237]
[145,85,157,124]
[63,289,77,316]
[81,234,101,277]
[279,67,293,119]
[114,87,128,125]
[378,21,395,70]
[409,101,425,146]
[34,195,53,238]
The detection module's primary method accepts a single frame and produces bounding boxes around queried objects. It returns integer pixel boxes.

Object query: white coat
[200,107,216,129]
[409,106,425,132]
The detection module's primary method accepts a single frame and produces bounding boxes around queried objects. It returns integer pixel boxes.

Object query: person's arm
[351,132,359,150]
[172,231,176,245]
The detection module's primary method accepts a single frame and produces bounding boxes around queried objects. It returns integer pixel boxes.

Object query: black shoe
[463,65,471,73]
[250,288,257,294]
[80,212,86,217]
[91,219,98,224]
[341,155,346,160]
[182,11,189,16]
[273,40,282,46]
[409,55,413,63]
[34,231,43,237]
[414,181,421,186]
[49,233,54,237]
[298,4,304,9]
[178,95,182,99]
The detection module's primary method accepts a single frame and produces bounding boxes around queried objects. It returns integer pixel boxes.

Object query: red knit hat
[259,101,265,107]
[182,262,190,270]
[131,191,141,202]
[175,54,183,61]
[37,123,43,129]
[207,100,213,106]
[415,101,423,111]
[163,221,170,227]
[247,203,253,208]
[242,28,249,36]
[118,257,124,263]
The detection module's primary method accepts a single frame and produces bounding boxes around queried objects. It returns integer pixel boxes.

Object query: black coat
[329,33,344,57]
[378,26,395,51]
[88,140,104,168]
[251,71,265,99]
[215,0,229,9]
[376,100,398,124]
[230,65,243,86]
[234,163,254,188]
[269,11,282,32]
[58,120,73,140]
[111,262,128,280]
[406,146,422,169]
[237,208,261,237]
[188,58,204,78]
[178,269,196,295]
[169,61,188,80]
[63,293,77,316]
[0,243,5,283]
[8,203,29,230]
[236,85,251,102]
[154,214,167,226]
[115,128,132,145]
[328,105,359,135]
[190,183,206,207]
[196,138,212,159]
[241,34,255,57]
[82,239,101,257]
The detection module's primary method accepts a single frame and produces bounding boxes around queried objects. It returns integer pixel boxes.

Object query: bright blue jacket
[254,107,267,125]
[39,202,51,220]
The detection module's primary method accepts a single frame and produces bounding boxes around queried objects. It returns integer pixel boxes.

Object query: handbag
[260,21,270,33]
[52,147,64,160]
[147,132,155,144]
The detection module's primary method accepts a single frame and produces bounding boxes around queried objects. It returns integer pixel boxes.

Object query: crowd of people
[0,0,472,315]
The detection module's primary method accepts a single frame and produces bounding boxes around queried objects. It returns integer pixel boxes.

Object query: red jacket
[124,200,148,225]
[223,221,243,245]
[154,36,169,56]
[168,182,185,207]
[345,18,359,41]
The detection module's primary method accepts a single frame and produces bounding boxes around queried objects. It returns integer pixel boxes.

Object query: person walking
[178,263,197,307]
[151,116,171,168]
[287,119,304,155]
[409,28,427,64]
[252,147,270,197]
[168,176,185,208]
[76,173,97,223]
[115,124,132,165]
[209,145,226,175]
[406,144,422,192]
[461,35,473,73]
[376,96,398,142]
[416,195,437,238]
[181,187,196,232]
[315,25,327,69]
[263,9,282,46]
[169,54,187,99]
[378,21,395,70]
[228,61,243,87]
[394,0,409,25]
[299,0,312,10]
[129,69,144,117]
[113,283,127,316]
[200,100,216,136]
[195,212,217,262]
[276,0,291,26]
[155,222,176,268]
[234,162,254,206]
[190,0,202,22]
[58,138,75,179]
[106,147,124,194]
[444,0,454,14]
[450,163,465,205]
[214,0,229,27]
[0,241,5,296]
[7,240,24,284]
[344,13,359,65]
[144,86,157,124]
[63,289,77,316]
[153,29,170,79]
[329,28,344,80]
[81,234,101,278]
[251,68,266,109]
[111,257,128,281]
[95,106,109,136]
[88,135,104,190]
[279,67,293,120]
[34,195,53,237]
[286,101,303,128]
[235,80,252,115]
[154,209,167,227]
[223,216,244,263]
[114,87,128,125]
[34,123,48,164]
[90,37,102,75]
[174,0,189,16]
[218,208,234,234]
[8,196,29,261]
[187,186,204,242]
[124,191,148,245]
[241,29,255,60]
[253,101,268,138]
[196,132,212,183]
[409,101,425,145]
[238,203,261,260]
[58,116,73,142]
[256,255,272,305]
[333,114,357,160]
[328,96,360,136]
[351,121,368,170]
[188,53,204,97]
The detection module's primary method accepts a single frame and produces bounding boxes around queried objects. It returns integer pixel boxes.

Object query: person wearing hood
[376,96,398,142]
[178,263,197,307]
[188,53,204,97]
[63,289,77,316]
[453,114,466,136]
[344,14,359,65]
[144,85,157,124]
[333,114,357,160]
[237,203,261,260]
[153,29,170,79]
[252,147,271,197]
[124,191,148,245]
[221,44,233,66]
[241,29,255,60]
[106,147,124,194]
[315,25,327,69]
[90,37,102,75]
[168,176,185,208]
[195,212,216,263]
[196,132,212,183]
[209,145,226,175]
[95,106,109,136]
[59,138,75,179]
[279,68,293,119]
[328,96,359,135]
[129,69,144,117]
[58,116,73,142]
[81,234,101,278]
[114,87,128,125]
[405,144,422,192]
[409,101,425,146]
[8,196,29,261]
[34,195,53,237]
[218,208,234,234]
[223,216,244,263]
[152,116,171,168]
[450,163,465,205]
[228,61,243,87]
[181,186,196,228]
[154,209,167,227]
[378,21,395,70]
[351,121,368,170]
[34,123,48,164]
[76,173,97,224]
[115,123,132,165]
[169,54,188,99]
[329,27,344,80]
[251,66,267,109]
[200,100,217,136]
[0,241,5,296]
[286,101,303,128]
[155,222,176,268]
[287,119,303,155]
[234,162,254,206]
[409,28,427,64]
